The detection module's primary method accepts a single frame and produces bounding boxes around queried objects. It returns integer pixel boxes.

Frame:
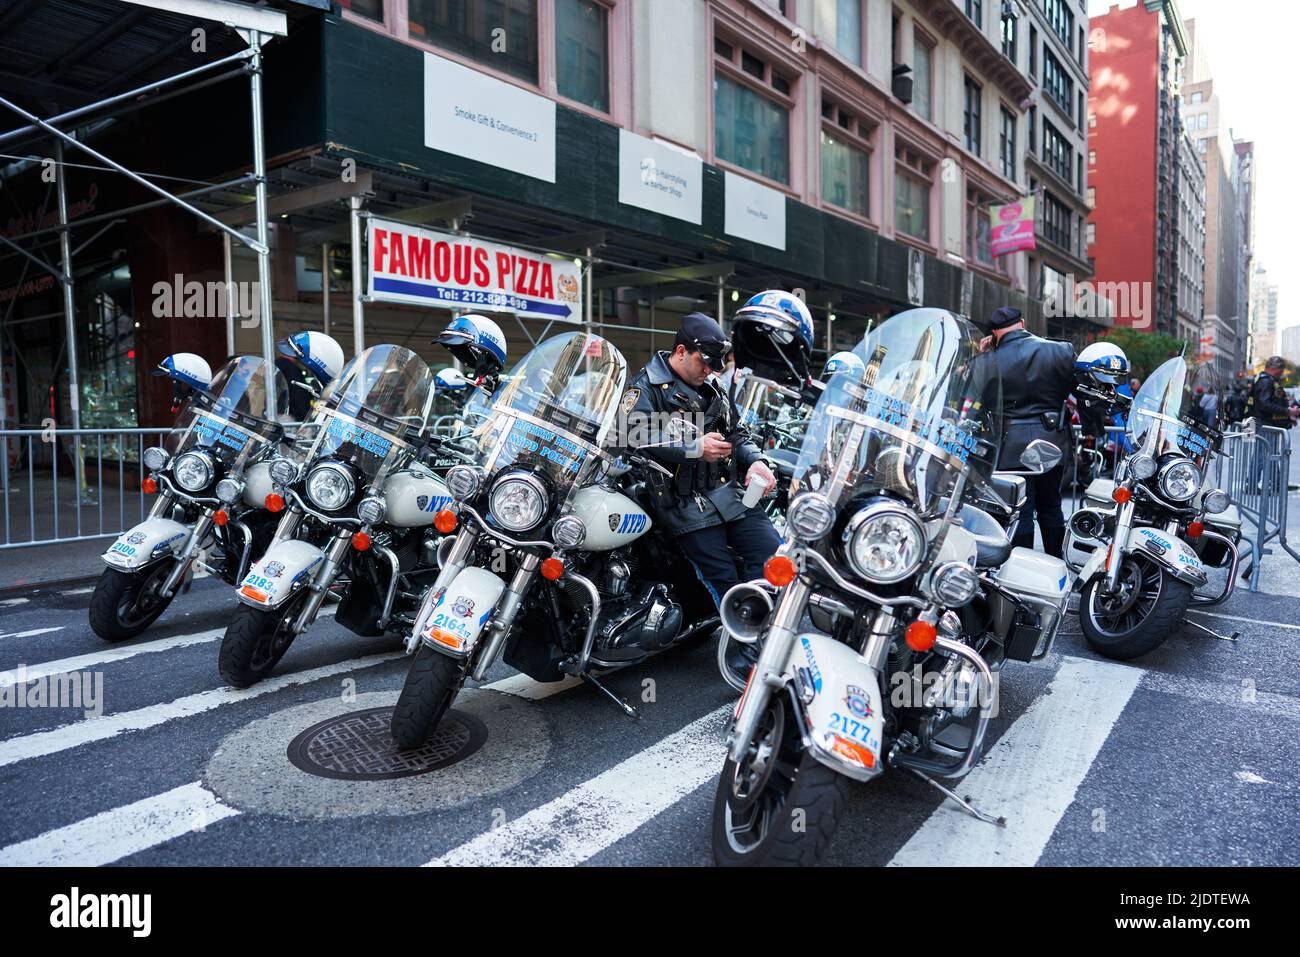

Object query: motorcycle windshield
[301,344,435,484]
[169,357,285,473]
[1128,356,1219,467]
[790,308,1001,515]
[473,332,626,501]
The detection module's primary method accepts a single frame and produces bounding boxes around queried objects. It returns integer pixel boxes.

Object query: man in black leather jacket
[619,313,780,605]
[1246,357,1297,430]
[982,306,1075,557]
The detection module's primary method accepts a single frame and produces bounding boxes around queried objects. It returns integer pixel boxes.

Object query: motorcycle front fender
[1125,525,1208,587]
[237,539,325,610]
[418,566,506,659]
[102,517,189,571]
[790,633,885,783]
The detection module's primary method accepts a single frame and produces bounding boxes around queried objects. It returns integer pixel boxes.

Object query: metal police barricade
[1215,422,1299,593]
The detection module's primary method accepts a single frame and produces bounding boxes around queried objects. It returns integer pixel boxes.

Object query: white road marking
[60,587,94,596]
[0,598,29,607]
[889,656,1142,868]
[0,653,401,768]
[427,705,730,867]
[1234,770,1271,785]
[0,781,239,867]
[0,627,63,641]
[480,673,583,699]
[1188,610,1300,633]
[0,629,223,684]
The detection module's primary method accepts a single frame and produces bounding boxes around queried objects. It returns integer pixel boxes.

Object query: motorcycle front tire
[391,643,467,750]
[1079,555,1192,660]
[88,562,178,642]
[218,592,308,688]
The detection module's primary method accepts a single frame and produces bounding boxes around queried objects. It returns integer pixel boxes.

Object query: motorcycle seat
[957,504,1014,568]
[990,473,1026,510]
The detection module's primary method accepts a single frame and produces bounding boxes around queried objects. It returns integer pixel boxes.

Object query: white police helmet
[434,314,507,377]
[435,367,471,392]
[822,350,866,381]
[151,352,212,391]
[732,290,815,385]
[1077,341,1130,385]
[276,331,345,387]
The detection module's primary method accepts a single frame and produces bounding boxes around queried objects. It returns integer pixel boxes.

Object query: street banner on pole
[366,219,582,321]
[990,196,1036,256]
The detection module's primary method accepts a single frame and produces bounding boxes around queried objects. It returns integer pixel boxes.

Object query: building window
[1088,110,1096,128]
[1028,105,1036,153]
[1088,148,1096,166]
[1077,91,1085,128]
[967,187,999,268]
[1001,8,1016,61]
[1086,221,1096,245]
[895,144,933,241]
[1087,186,1095,207]
[1191,90,1203,104]
[1043,119,1072,185]
[964,75,982,156]
[1198,113,1208,130]
[821,101,872,218]
[999,107,1016,180]
[555,0,609,112]
[1029,26,1037,78]
[1042,48,1073,114]
[1043,0,1074,47]
[965,0,982,29]
[409,0,539,83]
[833,0,863,65]
[714,38,794,185]
[1042,191,1071,249]
[912,35,933,121]
[1077,155,1083,194]
[340,0,383,23]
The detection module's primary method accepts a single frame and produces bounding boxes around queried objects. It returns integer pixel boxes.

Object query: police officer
[621,313,781,608]
[982,306,1075,558]
[1246,356,1297,429]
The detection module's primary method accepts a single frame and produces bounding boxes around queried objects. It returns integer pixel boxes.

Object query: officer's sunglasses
[692,337,732,371]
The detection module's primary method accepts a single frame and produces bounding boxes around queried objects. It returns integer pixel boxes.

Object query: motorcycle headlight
[269,457,300,486]
[488,473,548,532]
[305,462,355,511]
[1129,453,1159,481]
[842,502,926,584]
[143,446,169,472]
[215,477,244,504]
[446,464,484,502]
[930,561,979,607]
[552,514,586,548]
[173,451,214,492]
[357,496,386,525]
[1158,458,1201,501]
[1203,488,1230,514]
[787,492,835,541]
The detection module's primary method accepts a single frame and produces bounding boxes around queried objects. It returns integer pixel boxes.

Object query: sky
[1087,0,1298,331]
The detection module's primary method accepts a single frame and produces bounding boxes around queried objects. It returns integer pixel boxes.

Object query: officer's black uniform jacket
[1247,372,1293,428]
[991,328,1076,466]
[619,351,765,536]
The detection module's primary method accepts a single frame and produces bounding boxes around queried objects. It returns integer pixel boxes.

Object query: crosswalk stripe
[479,673,583,699]
[427,705,730,867]
[0,653,401,768]
[888,656,1142,867]
[0,629,223,684]
[0,627,63,641]
[0,782,239,867]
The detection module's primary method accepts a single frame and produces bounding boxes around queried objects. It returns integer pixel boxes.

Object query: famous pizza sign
[366,218,581,320]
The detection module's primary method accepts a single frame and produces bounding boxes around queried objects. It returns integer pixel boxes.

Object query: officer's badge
[265,561,285,579]
[452,595,474,618]
[620,389,640,415]
[416,494,429,510]
[608,513,621,532]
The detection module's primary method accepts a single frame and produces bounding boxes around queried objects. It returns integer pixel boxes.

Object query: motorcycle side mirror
[1020,439,1063,473]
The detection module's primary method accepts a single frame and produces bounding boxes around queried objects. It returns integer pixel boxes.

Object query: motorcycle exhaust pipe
[719,582,774,645]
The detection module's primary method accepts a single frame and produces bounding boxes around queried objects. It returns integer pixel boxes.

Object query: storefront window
[556,0,609,111]
[409,0,540,84]
[338,0,384,23]
[821,130,869,218]
[715,72,790,185]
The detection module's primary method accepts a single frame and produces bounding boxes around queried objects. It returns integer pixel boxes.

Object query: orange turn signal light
[540,557,565,581]
[141,477,158,495]
[1187,520,1204,538]
[434,509,458,534]
[213,509,229,527]
[764,555,797,587]
[351,531,371,551]
[1113,486,1132,504]
[264,493,285,513]
[905,620,938,652]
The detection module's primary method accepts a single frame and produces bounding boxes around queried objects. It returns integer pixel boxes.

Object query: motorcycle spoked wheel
[712,694,851,867]
[218,590,310,688]
[88,561,179,642]
[1080,552,1192,660]
[390,643,469,750]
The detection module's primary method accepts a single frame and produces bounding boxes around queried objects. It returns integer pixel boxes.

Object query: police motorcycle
[389,330,721,749]
[1066,354,1242,659]
[423,314,508,471]
[220,343,452,687]
[709,308,1073,866]
[89,339,341,643]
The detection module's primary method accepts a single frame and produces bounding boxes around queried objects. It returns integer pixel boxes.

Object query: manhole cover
[286,707,487,781]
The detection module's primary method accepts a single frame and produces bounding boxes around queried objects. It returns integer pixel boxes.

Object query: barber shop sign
[366,218,582,320]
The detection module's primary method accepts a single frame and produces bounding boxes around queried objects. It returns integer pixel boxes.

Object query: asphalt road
[0,534,1296,869]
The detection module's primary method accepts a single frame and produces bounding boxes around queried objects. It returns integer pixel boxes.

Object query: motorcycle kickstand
[580,671,641,721]
[1183,615,1240,642]
[903,767,1006,827]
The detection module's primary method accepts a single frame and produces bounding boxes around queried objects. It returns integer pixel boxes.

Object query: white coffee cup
[742,471,772,508]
